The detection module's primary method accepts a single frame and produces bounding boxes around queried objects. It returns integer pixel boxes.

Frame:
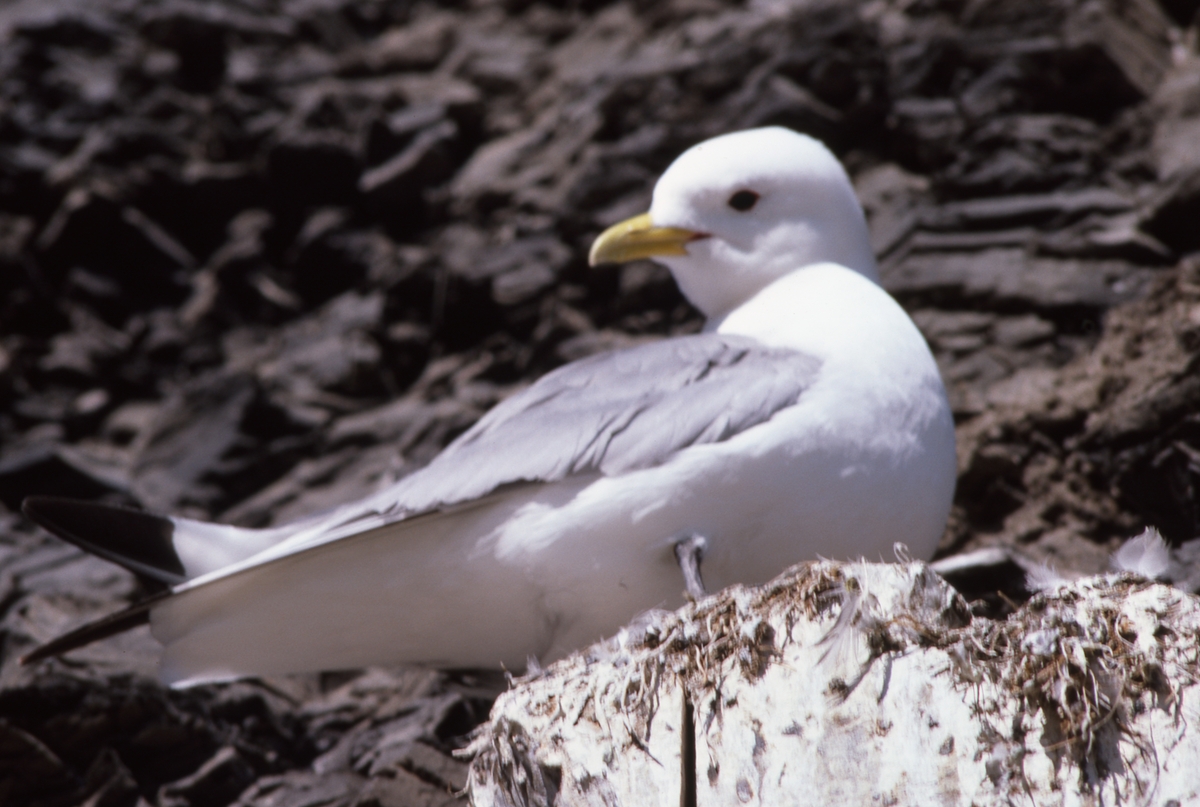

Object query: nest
[469,561,1200,807]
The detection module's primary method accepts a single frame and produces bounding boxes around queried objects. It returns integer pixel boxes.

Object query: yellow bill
[588,213,702,266]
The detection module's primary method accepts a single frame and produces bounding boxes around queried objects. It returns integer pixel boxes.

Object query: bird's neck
[712,263,923,371]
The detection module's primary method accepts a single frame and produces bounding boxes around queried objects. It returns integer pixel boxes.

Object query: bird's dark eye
[728,190,759,211]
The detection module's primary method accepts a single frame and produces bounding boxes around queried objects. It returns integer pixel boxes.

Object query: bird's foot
[673,533,708,601]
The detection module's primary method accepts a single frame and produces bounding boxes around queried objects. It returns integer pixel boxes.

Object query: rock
[233,770,364,807]
[449,127,550,212]
[992,313,1055,348]
[0,214,34,267]
[1141,167,1200,255]
[266,127,361,211]
[388,741,469,792]
[39,306,131,381]
[888,98,967,171]
[1160,0,1200,24]
[0,668,315,807]
[364,103,450,166]
[254,290,385,394]
[922,188,1133,232]
[0,439,125,511]
[286,209,393,305]
[0,718,74,807]
[360,119,461,229]
[855,162,929,258]
[127,370,258,512]
[937,113,1101,196]
[353,769,462,807]
[949,259,1200,551]
[150,161,269,261]
[928,546,1036,614]
[81,747,140,807]
[218,443,396,527]
[159,746,258,807]
[186,209,281,323]
[340,12,456,75]
[46,120,182,188]
[327,396,476,454]
[883,247,1143,310]
[36,187,194,315]
[469,560,1200,806]
[1149,56,1200,181]
[483,235,572,306]
[1038,211,1173,263]
[460,27,544,96]
[2,0,1199,803]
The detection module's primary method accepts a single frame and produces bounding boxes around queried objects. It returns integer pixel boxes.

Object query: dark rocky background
[1,0,1199,804]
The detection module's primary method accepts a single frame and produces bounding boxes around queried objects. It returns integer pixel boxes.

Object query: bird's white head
[589,127,879,321]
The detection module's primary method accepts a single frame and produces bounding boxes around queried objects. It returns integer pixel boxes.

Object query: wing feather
[24,333,821,665]
[372,332,821,514]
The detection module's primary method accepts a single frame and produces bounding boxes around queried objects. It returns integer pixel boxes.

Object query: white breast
[511,264,957,659]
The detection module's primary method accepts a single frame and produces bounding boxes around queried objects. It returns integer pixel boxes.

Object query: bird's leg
[673,533,708,600]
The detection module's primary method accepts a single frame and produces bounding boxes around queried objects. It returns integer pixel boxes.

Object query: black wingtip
[22,496,187,585]
[19,595,163,665]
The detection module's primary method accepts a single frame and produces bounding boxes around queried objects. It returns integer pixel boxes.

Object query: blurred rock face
[1,0,1199,805]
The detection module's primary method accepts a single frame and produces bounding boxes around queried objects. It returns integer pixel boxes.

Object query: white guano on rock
[467,560,1200,806]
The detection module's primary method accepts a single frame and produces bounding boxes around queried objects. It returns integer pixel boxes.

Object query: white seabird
[23,127,957,686]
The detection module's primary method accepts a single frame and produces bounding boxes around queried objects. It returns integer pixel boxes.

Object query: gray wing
[370,332,822,516]
[18,334,821,664]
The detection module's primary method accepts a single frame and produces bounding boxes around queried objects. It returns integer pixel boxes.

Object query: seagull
[22,127,957,686]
